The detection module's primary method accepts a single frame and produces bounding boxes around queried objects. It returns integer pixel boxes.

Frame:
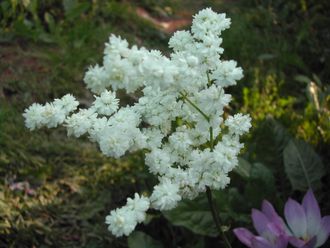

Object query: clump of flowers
[23,8,251,237]
[234,189,330,248]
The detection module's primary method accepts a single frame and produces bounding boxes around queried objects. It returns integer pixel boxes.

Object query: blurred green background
[0,0,329,247]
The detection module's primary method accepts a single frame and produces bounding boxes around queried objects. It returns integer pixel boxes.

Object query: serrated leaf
[283,139,325,191]
[163,196,218,237]
[128,231,163,248]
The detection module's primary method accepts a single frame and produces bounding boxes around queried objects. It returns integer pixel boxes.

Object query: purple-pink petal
[262,200,279,220]
[284,198,307,238]
[233,228,254,248]
[262,200,287,232]
[252,209,269,236]
[267,222,282,236]
[289,236,306,247]
[274,234,288,248]
[301,236,317,248]
[234,190,329,248]
[315,216,330,247]
[302,189,322,237]
[251,236,273,248]
[321,215,330,233]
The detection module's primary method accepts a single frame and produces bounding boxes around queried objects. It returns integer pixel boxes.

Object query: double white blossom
[23,8,251,237]
[23,94,78,130]
[106,193,150,237]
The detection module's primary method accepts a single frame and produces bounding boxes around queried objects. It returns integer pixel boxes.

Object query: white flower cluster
[23,8,251,237]
[105,193,149,237]
[23,94,79,130]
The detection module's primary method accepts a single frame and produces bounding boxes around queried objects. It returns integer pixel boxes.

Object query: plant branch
[181,89,232,248]
[206,186,232,248]
[179,92,210,122]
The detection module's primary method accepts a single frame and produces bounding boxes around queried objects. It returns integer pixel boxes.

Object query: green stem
[179,92,210,122]
[206,71,212,87]
[206,187,232,248]
[209,126,214,151]
[207,127,231,247]
[180,90,232,247]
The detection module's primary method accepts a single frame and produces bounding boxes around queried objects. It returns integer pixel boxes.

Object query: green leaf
[312,74,322,86]
[294,74,311,84]
[254,118,291,168]
[186,237,205,248]
[128,231,163,248]
[283,139,325,191]
[213,188,250,223]
[244,163,276,207]
[44,12,56,33]
[234,157,252,178]
[63,1,90,21]
[250,163,275,184]
[258,53,276,60]
[163,195,218,237]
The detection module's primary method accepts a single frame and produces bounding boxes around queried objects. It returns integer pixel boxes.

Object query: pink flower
[234,189,330,248]
[284,189,330,248]
[233,200,289,248]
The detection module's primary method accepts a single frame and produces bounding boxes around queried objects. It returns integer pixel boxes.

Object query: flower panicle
[23,8,251,237]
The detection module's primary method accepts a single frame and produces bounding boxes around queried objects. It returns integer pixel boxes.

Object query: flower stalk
[206,186,232,248]
[181,90,232,247]
[208,123,232,248]
[179,92,210,122]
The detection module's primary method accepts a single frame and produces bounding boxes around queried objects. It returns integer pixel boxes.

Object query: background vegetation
[0,0,329,247]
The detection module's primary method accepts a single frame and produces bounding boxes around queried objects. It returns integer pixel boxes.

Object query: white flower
[23,95,78,130]
[104,34,129,57]
[169,30,194,52]
[126,193,150,222]
[134,87,182,127]
[145,148,172,176]
[105,193,150,237]
[211,60,243,87]
[105,207,137,237]
[88,116,108,142]
[225,113,252,135]
[65,109,97,137]
[150,179,182,211]
[191,8,231,39]
[40,103,66,128]
[23,103,44,130]
[84,65,110,94]
[99,129,130,158]
[141,128,164,149]
[168,129,193,153]
[92,90,119,116]
[109,107,141,127]
[54,94,79,114]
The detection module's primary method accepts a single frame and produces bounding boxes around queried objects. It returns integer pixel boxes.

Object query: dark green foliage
[128,231,164,248]
[284,139,325,191]
[164,195,218,237]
